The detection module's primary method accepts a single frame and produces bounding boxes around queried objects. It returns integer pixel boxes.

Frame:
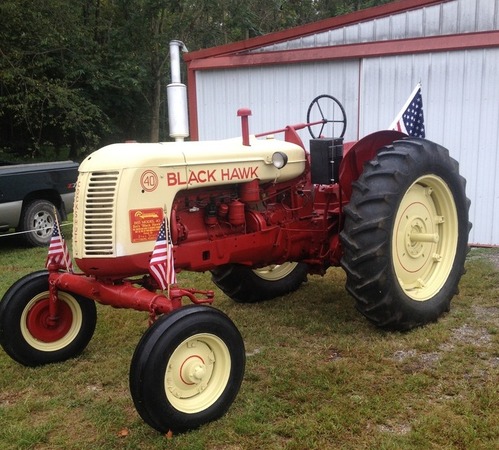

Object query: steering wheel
[306,94,347,139]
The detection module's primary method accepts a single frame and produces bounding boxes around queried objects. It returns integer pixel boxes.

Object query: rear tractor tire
[211,262,308,303]
[340,138,471,331]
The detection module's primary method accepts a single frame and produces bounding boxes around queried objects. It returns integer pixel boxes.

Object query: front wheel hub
[181,356,208,385]
[165,333,231,413]
[26,298,71,342]
[20,291,83,351]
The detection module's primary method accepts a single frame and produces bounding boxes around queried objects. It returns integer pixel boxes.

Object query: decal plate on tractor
[129,208,163,243]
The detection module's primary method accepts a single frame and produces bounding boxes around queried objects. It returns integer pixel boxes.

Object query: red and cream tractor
[0,94,470,433]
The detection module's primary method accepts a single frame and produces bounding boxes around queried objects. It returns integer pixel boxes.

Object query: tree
[0,0,109,158]
[0,0,394,160]
[0,0,150,158]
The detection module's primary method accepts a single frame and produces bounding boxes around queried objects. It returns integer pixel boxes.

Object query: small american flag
[46,221,73,272]
[149,217,176,290]
[389,83,425,138]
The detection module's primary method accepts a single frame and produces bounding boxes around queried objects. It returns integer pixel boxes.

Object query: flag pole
[53,207,73,273]
[164,206,171,300]
[162,206,177,298]
[149,206,176,296]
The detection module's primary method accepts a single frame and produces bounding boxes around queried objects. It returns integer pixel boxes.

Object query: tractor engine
[169,173,327,272]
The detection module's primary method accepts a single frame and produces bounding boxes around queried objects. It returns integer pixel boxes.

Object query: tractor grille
[83,171,119,255]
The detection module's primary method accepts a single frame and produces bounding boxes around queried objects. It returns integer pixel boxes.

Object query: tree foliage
[0,0,391,161]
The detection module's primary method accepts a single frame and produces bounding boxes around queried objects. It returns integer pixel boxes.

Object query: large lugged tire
[211,262,308,303]
[129,305,245,433]
[340,138,471,331]
[0,270,97,366]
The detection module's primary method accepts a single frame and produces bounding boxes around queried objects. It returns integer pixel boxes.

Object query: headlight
[272,152,288,169]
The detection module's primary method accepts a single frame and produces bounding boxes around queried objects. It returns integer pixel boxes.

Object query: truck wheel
[340,138,471,331]
[129,305,245,433]
[211,262,308,303]
[21,199,59,247]
[0,270,97,366]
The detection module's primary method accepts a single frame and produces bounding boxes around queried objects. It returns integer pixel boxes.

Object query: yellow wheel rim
[165,333,231,413]
[253,262,299,281]
[392,175,458,301]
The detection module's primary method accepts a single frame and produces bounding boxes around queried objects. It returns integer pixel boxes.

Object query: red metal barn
[183,0,499,247]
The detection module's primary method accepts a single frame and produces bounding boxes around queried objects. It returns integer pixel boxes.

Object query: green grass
[0,231,498,449]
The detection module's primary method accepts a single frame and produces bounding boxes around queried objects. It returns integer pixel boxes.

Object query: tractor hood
[79,136,306,186]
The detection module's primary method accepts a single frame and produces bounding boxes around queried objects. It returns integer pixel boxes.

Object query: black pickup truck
[0,161,78,247]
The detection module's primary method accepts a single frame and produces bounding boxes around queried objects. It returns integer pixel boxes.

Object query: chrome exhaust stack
[167,40,189,142]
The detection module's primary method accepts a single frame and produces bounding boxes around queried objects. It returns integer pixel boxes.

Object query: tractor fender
[339,130,406,200]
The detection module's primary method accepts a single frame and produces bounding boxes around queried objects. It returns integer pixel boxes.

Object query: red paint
[339,130,406,199]
[51,271,213,316]
[237,108,252,146]
[188,32,499,71]
[26,297,72,343]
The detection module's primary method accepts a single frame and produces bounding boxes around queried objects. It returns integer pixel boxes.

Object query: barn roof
[184,0,499,70]
[184,0,448,62]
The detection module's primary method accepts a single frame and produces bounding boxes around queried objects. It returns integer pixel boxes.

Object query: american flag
[389,83,425,138]
[46,221,73,272]
[149,217,176,290]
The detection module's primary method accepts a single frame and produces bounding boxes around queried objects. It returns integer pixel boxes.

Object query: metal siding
[406,9,425,37]
[476,0,498,30]
[474,48,499,244]
[345,22,361,43]
[360,48,499,245]
[253,0,498,53]
[197,62,360,145]
[441,1,459,34]
[423,4,443,35]
[457,0,476,31]
[360,54,427,136]
[329,28,346,46]
[315,30,330,47]
[359,20,374,42]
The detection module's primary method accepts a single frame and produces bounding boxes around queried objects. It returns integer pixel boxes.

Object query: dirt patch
[393,320,496,366]
[472,306,499,324]
[485,248,499,269]
[377,422,412,435]
[439,323,493,351]
[0,390,22,407]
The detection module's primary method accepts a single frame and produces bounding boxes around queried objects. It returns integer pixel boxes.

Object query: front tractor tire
[211,262,308,303]
[340,138,471,331]
[129,305,245,433]
[0,270,97,366]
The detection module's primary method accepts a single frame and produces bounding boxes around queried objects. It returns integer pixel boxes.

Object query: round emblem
[140,170,159,192]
